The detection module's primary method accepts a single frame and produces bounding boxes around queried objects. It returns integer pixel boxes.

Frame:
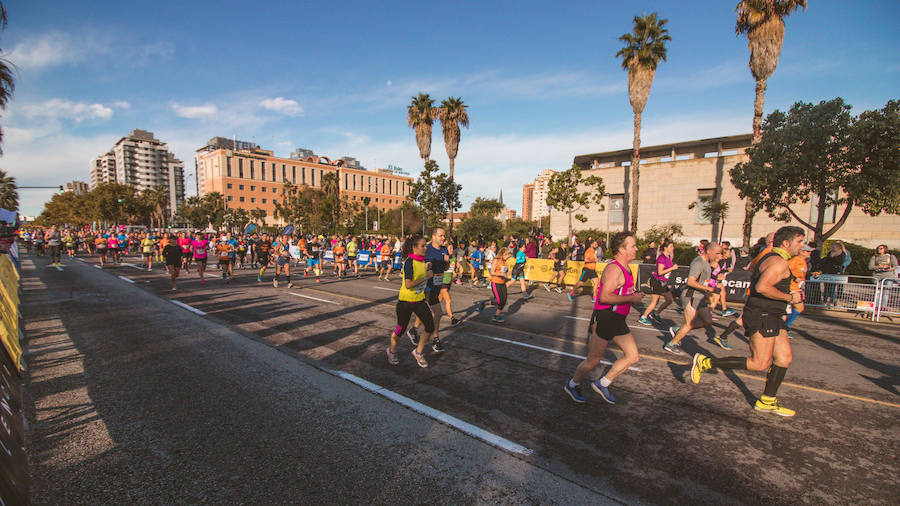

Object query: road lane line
[117,275,135,284]
[373,286,400,292]
[54,265,63,271]
[93,264,102,269]
[332,369,533,456]
[470,333,642,372]
[563,315,655,333]
[288,286,900,408]
[171,300,207,315]
[289,292,340,305]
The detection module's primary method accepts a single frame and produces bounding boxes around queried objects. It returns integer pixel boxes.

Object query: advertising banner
[637,263,751,302]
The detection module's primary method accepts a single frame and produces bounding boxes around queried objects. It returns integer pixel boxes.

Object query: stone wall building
[547,134,900,248]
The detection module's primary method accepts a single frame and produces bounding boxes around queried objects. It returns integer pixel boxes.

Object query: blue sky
[2,0,898,217]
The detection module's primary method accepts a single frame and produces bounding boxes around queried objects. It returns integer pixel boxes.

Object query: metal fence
[805,275,900,322]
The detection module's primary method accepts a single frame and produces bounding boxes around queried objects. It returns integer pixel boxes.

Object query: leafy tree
[503,218,533,239]
[35,191,91,226]
[250,207,267,226]
[616,12,670,233]
[407,160,461,231]
[90,183,138,226]
[138,185,170,228]
[0,2,15,153]
[407,93,435,162]
[0,168,17,211]
[735,0,807,246]
[730,98,900,246]
[457,214,502,242]
[641,223,684,245]
[222,207,250,233]
[545,164,606,241]
[199,192,225,230]
[469,197,504,218]
[176,196,210,229]
[688,196,730,242]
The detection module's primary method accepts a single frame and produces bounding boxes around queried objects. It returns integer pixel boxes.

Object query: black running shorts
[649,277,670,295]
[742,304,787,338]
[589,309,630,341]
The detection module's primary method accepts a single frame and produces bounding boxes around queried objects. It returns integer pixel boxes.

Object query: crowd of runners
[21,221,888,419]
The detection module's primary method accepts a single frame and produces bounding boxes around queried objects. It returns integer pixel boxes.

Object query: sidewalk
[20,256,615,504]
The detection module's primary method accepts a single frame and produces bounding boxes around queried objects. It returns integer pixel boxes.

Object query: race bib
[432,275,444,286]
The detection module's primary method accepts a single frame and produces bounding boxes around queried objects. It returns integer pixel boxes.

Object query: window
[311,169,315,186]
[352,196,356,200]
[809,191,839,225]
[227,196,233,201]
[261,187,266,192]
[260,162,265,181]
[250,160,254,180]
[375,197,379,203]
[352,174,356,190]
[239,196,245,202]
[239,184,245,190]
[272,199,278,205]
[293,167,297,184]
[281,165,286,182]
[609,194,624,224]
[226,157,232,177]
[272,187,277,193]
[344,173,348,189]
[261,198,267,204]
[250,185,256,191]
[695,189,716,224]
[238,158,243,178]
[368,176,372,192]
[250,197,256,203]
[274,164,278,182]
[227,183,232,189]
[389,180,392,195]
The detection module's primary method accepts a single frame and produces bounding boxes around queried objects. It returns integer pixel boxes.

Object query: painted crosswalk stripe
[333,369,533,456]
[470,332,642,372]
[289,292,339,305]
[117,275,135,284]
[171,300,207,315]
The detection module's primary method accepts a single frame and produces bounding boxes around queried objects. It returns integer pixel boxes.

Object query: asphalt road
[21,252,900,504]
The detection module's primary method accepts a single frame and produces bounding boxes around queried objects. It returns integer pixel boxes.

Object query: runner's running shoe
[492,315,505,323]
[712,336,732,350]
[411,350,429,368]
[591,381,617,404]
[691,353,709,384]
[663,341,685,355]
[563,383,586,403]
[754,396,795,417]
[432,338,445,353]
[407,328,419,346]
[386,347,399,365]
[638,317,653,326]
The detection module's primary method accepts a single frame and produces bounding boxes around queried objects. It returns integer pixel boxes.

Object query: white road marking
[470,332,642,372]
[117,275,135,284]
[93,264,102,269]
[333,369,533,456]
[171,300,207,315]
[373,286,400,292]
[75,257,85,262]
[54,265,63,271]
[289,292,339,305]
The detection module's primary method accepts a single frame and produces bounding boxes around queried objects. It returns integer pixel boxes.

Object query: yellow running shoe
[691,353,708,384]
[754,396,795,417]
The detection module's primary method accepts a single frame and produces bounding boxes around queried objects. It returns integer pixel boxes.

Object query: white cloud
[6,32,80,69]
[170,101,218,119]
[141,41,175,60]
[112,100,131,109]
[21,99,114,122]
[259,97,304,116]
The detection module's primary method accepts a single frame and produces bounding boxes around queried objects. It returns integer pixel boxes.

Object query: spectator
[733,247,751,271]
[869,244,898,281]
[641,241,657,264]
[820,241,847,306]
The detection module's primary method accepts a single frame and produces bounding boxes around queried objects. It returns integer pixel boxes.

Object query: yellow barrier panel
[0,255,21,371]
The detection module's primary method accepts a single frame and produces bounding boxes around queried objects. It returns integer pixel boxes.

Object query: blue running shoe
[564,383,586,403]
[567,292,574,302]
[722,309,738,317]
[638,317,653,326]
[478,301,485,313]
[712,336,732,350]
[591,381,617,404]
[492,315,505,323]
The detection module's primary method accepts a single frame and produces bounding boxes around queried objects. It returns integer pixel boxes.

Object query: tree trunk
[630,111,641,233]
[742,77,769,247]
[447,158,455,236]
[567,210,573,245]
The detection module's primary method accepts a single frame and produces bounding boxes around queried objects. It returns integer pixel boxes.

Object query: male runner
[691,226,805,417]
[347,236,359,278]
[378,241,393,281]
[333,241,347,279]
[408,228,449,353]
[568,239,601,302]
[216,236,234,282]
[162,233,183,290]
[564,232,643,404]
[178,232,193,274]
[141,233,157,271]
[511,242,533,300]
[272,234,293,288]
[257,233,272,282]
[95,234,108,266]
[664,242,723,355]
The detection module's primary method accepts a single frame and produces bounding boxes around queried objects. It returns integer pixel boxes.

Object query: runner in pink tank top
[564,232,644,405]
[191,236,209,285]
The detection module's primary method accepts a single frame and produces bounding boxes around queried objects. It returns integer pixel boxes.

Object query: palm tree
[736,0,806,246]
[436,96,470,233]
[141,185,170,228]
[407,93,435,162]
[0,168,17,211]
[616,12,670,233]
[0,2,15,154]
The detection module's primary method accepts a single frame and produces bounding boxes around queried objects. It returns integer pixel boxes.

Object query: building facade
[195,137,259,195]
[196,144,414,225]
[90,129,185,217]
[548,134,900,248]
[522,169,556,223]
[64,181,89,195]
[522,183,534,222]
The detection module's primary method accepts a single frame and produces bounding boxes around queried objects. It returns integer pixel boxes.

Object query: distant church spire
[499,189,503,205]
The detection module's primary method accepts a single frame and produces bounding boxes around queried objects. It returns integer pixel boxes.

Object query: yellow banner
[0,255,21,371]
[522,258,638,286]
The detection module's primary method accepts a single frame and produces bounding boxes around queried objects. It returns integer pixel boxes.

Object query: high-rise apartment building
[521,169,556,222]
[196,141,414,225]
[90,129,185,217]
[522,183,534,221]
[64,181,89,195]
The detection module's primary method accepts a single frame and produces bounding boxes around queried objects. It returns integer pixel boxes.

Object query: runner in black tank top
[689,226,806,418]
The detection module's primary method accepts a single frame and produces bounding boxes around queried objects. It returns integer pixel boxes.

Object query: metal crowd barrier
[804,274,900,322]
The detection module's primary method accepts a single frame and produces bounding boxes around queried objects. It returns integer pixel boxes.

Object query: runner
[162,233,183,290]
[638,240,678,325]
[257,233,272,282]
[347,236,359,278]
[64,231,76,259]
[178,232,193,274]
[236,238,248,269]
[216,235,234,282]
[305,238,322,283]
[46,226,62,267]
[407,228,449,353]
[511,242,534,300]
[477,247,512,322]
[482,243,496,289]
[192,234,209,285]
[107,232,121,264]
[272,233,293,288]
[439,243,461,326]
[386,234,435,368]
[470,244,485,287]
[333,240,347,279]
[785,243,813,337]
[95,234,108,266]
[690,226,806,417]
[664,243,723,355]
[563,231,643,404]
[568,239,601,303]
[141,232,157,271]
[377,240,393,281]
